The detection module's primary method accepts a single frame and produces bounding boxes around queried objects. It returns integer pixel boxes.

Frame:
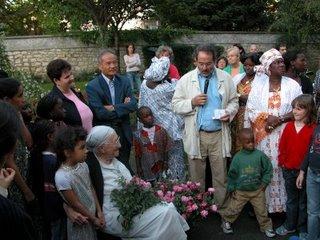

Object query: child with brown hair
[277,94,317,239]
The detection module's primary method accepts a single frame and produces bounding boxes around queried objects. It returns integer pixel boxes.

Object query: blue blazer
[86,74,137,143]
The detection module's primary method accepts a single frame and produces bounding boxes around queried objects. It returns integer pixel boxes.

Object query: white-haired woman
[245,49,302,214]
[85,126,189,239]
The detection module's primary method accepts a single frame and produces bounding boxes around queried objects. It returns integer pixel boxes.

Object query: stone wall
[3,32,318,78]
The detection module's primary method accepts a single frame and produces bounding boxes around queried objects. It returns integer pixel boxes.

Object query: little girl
[54,127,104,240]
[277,94,317,239]
[30,119,66,239]
[133,106,171,182]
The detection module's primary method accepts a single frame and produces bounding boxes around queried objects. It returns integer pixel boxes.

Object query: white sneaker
[221,219,233,234]
[265,229,276,238]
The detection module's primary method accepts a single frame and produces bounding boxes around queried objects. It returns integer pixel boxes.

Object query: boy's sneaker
[221,219,233,234]
[265,229,276,238]
[276,225,296,236]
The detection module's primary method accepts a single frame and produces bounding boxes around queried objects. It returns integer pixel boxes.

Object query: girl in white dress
[54,127,105,240]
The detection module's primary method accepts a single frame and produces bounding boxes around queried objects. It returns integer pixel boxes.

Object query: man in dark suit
[86,49,137,171]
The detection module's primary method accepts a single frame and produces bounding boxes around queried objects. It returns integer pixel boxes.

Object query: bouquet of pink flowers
[154,180,217,221]
[110,177,161,231]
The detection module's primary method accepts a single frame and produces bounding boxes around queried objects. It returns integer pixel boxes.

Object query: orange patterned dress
[253,91,287,213]
[232,79,253,153]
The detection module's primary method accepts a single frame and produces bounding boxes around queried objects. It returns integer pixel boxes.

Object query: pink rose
[157,190,164,198]
[196,182,201,187]
[200,202,208,208]
[180,183,188,191]
[208,187,215,193]
[201,210,208,218]
[191,203,198,211]
[143,181,151,189]
[210,204,218,212]
[181,196,189,203]
[186,205,194,213]
[173,185,183,193]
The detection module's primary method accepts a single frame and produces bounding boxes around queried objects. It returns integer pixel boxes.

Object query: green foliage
[13,71,46,103]
[151,0,276,31]
[110,177,161,231]
[271,0,320,48]
[142,44,224,75]
[0,34,11,73]
[0,35,45,102]
[0,0,43,35]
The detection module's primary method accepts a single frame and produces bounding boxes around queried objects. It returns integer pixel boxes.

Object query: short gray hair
[155,45,173,58]
[97,49,116,64]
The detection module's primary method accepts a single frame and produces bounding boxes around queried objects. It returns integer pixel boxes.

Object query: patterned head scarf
[86,126,116,152]
[144,56,170,82]
[257,48,283,74]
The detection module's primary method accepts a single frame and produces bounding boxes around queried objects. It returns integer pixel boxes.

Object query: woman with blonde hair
[224,46,245,77]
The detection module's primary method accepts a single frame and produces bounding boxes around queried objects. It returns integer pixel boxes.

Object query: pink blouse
[63,90,93,132]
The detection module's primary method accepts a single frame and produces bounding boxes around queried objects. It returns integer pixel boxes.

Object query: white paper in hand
[212,109,226,120]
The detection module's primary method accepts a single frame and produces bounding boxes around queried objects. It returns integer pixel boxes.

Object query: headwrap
[143,56,170,82]
[86,126,116,152]
[255,48,283,75]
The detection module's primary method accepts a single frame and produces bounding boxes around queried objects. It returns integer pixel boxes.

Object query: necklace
[61,163,77,171]
[241,75,254,85]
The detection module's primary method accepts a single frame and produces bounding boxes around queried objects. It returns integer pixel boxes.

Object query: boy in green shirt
[220,128,275,238]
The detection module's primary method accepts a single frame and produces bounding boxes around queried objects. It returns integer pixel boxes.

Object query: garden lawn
[40,80,88,93]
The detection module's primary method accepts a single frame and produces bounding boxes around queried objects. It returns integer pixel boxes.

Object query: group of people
[0,41,319,240]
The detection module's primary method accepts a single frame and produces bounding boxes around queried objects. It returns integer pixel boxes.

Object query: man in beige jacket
[172,44,238,206]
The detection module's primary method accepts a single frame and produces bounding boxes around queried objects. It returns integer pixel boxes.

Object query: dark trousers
[282,168,307,233]
[114,126,132,173]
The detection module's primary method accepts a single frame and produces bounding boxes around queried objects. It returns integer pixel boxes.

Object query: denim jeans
[126,71,141,93]
[307,168,320,240]
[51,217,67,240]
[282,169,307,233]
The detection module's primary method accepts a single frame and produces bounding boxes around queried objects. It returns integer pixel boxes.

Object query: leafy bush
[0,35,46,103]
[13,71,46,103]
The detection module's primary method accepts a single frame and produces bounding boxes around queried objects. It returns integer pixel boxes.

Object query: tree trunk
[114,29,121,70]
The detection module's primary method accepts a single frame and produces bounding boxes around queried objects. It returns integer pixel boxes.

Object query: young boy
[133,106,171,182]
[220,128,275,238]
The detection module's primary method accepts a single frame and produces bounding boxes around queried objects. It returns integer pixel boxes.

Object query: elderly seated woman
[85,126,189,240]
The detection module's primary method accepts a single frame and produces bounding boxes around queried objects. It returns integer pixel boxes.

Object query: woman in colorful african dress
[139,56,185,180]
[231,53,260,154]
[245,49,302,213]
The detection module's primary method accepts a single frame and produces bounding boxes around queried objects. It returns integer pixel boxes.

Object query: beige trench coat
[172,68,239,159]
